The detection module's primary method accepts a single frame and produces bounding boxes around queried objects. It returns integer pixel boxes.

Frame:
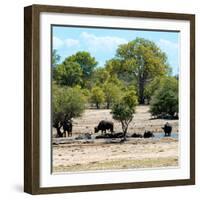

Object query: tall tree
[53,61,82,86]
[105,58,135,85]
[111,38,170,104]
[66,51,98,81]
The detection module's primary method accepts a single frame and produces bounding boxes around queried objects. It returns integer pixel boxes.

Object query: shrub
[111,89,138,140]
[150,77,178,118]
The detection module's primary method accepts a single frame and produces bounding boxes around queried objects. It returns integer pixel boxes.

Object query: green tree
[111,89,138,140]
[103,81,122,109]
[150,77,178,118]
[52,83,86,137]
[66,51,98,81]
[52,49,61,67]
[113,37,170,104]
[144,76,164,103]
[90,86,105,109]
[105,58,136,85]
[53,61,82,86]
[88,67,110,88]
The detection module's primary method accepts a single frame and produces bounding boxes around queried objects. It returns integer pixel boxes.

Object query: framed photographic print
[24,4,195,194]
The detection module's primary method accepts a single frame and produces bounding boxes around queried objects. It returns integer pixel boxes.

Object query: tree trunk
[123,127,128,140]
[106,101,110,109]
[139,77,145,104]
[96,102,99,109]
[121,122,128,141]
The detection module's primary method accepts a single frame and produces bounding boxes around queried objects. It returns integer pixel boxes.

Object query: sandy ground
[52,105,179,173]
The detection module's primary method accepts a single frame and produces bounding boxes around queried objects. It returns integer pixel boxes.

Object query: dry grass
[52,137,178,173]
[54,157,178,172]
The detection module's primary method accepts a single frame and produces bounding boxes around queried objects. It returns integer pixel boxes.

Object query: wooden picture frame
[24,4,195,194]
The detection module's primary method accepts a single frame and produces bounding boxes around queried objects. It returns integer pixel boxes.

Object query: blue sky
[52,26,179,75]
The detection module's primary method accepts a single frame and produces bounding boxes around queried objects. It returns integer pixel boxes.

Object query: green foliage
[150,77,178,118]
[88,67,110,88]
[81,88,91,102]
[103,81,122,109]
[53,61,82,86]
[111,89,138,137]
[105,58,135,85]
[90,86,105,109]
[144,76,164,103]
[115,37,170,104]
[66,51,98,80]
[122,89,138,110]
[52,83,86,126]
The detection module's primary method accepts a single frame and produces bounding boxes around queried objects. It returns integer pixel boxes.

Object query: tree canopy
[53,61,82,86]
[108,38,170,103]
[66,51,98,80]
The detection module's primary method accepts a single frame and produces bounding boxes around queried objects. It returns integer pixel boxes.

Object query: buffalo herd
[56,120,172,138]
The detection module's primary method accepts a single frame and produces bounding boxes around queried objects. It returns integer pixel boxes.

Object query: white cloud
[158,39,178,50]
[53,37,80,49]
[53,36,63,49]
[81,32,127,51]
[64,39,80,47]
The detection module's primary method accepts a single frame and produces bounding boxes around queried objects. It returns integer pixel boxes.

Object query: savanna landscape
[52,27,179,173]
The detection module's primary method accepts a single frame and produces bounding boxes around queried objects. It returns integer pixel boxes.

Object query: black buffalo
[131,133,143,138]
[94,120,114,134]
[62,120,73,137]
[143,131,154,138]
[162,122,172,136]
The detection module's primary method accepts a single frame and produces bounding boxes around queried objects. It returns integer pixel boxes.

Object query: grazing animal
[162,122,172,136]
[144,131,154,138]
[62,120,73,137]
[131,133,143,138]
[94,120,114,134]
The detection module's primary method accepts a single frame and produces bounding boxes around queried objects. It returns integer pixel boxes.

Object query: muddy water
[153,132,178,139]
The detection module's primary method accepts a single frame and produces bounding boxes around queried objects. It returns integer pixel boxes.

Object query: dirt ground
[52,105,179,173]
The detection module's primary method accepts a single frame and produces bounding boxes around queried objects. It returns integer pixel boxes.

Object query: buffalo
[131,133,143,138]
[94,120,114,134]
[162,122,172,136]
[62,120,73,137]
[143,131,154,138]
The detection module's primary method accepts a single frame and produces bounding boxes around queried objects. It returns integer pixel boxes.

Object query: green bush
[150,77,178,118]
